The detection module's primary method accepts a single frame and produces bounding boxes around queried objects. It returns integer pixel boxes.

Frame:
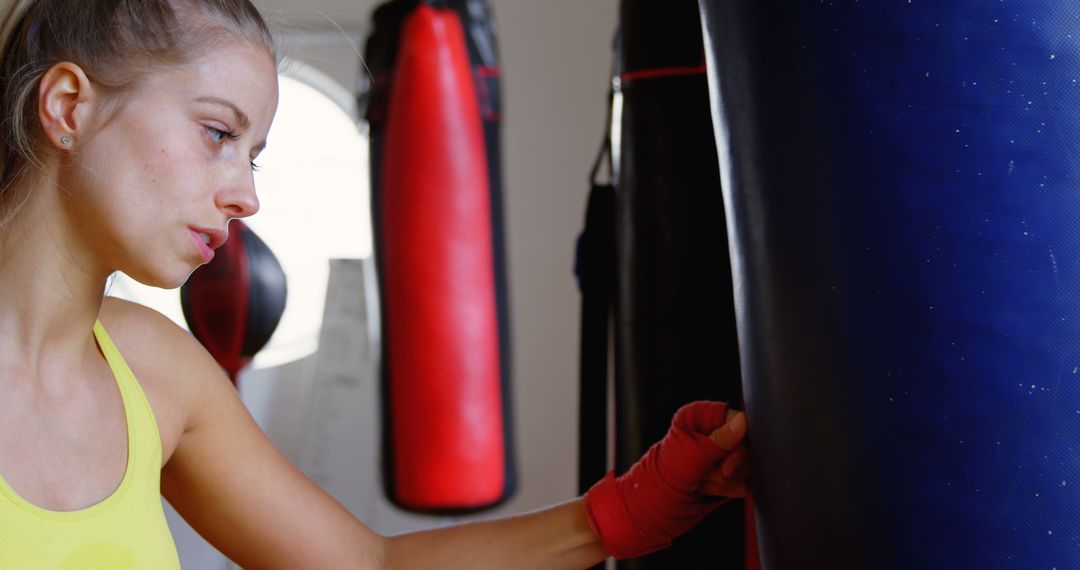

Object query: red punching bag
[379,3,505,511]
[181,220,287,384]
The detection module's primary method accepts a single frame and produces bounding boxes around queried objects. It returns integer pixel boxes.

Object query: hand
[583,401,751,559]
[699,409,750,498]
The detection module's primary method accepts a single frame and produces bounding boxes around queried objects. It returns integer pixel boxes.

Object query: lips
[190,226,228,250]
[189,226,228,263]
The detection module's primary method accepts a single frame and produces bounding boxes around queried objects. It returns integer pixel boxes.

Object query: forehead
[139,41,279,129]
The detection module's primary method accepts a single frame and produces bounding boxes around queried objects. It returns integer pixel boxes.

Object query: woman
[0,1,750,568]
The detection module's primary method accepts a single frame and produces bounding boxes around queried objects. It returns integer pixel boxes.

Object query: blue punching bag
[700,2,1080,568]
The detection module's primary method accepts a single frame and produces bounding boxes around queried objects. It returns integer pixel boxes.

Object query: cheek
[144,133,182,175]
[106,107,206,200]
[71,140,192,254]
[137,138,207,203]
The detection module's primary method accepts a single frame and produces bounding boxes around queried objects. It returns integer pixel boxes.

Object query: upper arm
[101,299,384,569]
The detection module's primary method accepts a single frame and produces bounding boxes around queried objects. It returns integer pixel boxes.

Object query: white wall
[168,0,620,564]
[493,0,619,514]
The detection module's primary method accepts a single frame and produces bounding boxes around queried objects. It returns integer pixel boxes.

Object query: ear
[37,61,95,149]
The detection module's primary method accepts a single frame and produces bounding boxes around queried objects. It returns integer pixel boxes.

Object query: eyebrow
[196,96,267,153]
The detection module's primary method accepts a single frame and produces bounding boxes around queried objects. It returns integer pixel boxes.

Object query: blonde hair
[0,0,275,202]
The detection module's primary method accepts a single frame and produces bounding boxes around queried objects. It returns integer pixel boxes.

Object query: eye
[206,126,239,144]
[250,160,261,172]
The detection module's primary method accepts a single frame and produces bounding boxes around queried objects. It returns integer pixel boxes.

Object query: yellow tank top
[0,321,181,569]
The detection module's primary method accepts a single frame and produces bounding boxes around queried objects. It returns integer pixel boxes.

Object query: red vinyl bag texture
[380,4,505,510]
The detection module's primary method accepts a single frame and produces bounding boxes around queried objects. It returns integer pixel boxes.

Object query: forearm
[380,498,607,570]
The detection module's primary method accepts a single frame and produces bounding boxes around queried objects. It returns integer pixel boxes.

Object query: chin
[124,263,198,290]
[160,275,192,290]
[164,266,203,290]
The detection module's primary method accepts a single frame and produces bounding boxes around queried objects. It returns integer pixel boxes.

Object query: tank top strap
[92,320,164,471]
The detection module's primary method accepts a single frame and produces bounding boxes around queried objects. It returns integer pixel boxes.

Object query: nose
[215,167,260,219]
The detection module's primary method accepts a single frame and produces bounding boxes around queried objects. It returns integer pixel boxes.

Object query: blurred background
[111,2,1080,568]
[111,0,619,566]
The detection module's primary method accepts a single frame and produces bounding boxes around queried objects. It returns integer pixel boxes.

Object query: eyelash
[207,126,238,143]
[206,126,261,171]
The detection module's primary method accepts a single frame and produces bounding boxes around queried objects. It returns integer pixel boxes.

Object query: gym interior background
[112,1,619,567]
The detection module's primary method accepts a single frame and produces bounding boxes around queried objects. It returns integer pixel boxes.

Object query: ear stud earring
[60,135,71,145]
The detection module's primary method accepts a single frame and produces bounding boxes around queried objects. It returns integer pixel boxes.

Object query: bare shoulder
[98,296,195,353]
[98,296,227,465]
[98,296,216,381]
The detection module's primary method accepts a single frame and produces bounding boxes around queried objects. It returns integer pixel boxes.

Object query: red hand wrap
[583,401,731,559]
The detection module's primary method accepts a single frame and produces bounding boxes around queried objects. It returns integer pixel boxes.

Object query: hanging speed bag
[378,3,505,512]
[181,220,287,384]
[700,1,1080,568]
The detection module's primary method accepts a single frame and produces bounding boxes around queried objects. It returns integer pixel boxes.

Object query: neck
[0,172,110,383]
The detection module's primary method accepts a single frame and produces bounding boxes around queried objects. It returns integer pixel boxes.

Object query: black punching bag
[589,1,745,568]
[700,1,1080,568]
[181,220,287,384]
